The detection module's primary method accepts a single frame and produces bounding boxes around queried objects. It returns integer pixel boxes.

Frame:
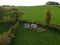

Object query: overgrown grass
[11,25,60,45]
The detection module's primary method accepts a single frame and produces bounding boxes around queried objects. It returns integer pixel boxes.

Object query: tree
[0,6,7,23]
[9,7,24,22]
[44,10,51,26]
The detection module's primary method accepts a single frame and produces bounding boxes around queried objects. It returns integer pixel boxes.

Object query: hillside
[17,5,60,25]
[11,5,60,45]
[1,5,60,45]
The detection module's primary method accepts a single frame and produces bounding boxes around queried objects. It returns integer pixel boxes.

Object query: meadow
[18,5,60,25]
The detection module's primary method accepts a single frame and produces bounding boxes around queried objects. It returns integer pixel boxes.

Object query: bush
[1,29,14,45]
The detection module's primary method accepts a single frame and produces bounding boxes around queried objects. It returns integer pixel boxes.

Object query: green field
[4,5,60,25]
[11,5,60,45]
[0,24,60,45]
[0,5,60,45]
[11,25,60,45]
[18,5,60,25]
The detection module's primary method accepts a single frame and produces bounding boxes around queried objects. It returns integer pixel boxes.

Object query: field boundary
[20,20,60,30]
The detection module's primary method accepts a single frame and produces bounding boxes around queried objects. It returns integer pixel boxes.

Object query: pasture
[0,5,60,45]
[12,5,60,45]
[18,5,60,25]
[3,5,60,25]
[11,25,60,45]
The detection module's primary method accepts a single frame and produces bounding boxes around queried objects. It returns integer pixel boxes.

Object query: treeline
[0,6,24,23]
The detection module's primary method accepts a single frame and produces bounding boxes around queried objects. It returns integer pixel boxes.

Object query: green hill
[17,5,60,25]
[1,5,60,45]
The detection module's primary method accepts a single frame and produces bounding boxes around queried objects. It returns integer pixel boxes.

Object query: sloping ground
[18,5,60,25]
[11,25,60,45]
[0,23,12,34]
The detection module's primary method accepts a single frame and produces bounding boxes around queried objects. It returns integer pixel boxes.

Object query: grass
[3,5,60,25]
[1,5,60,45]
[11,25,60,45]
[0,23,12,34]
[18,5,60,25]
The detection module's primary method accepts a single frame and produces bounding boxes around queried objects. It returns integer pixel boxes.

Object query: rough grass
[11,25,60,45]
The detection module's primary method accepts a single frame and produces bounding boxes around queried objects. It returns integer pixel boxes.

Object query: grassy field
[17,5,60,25]
[11,25,60,45]
[1,5,60,45]
[3,5,60,25]
[12,5,60,45]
